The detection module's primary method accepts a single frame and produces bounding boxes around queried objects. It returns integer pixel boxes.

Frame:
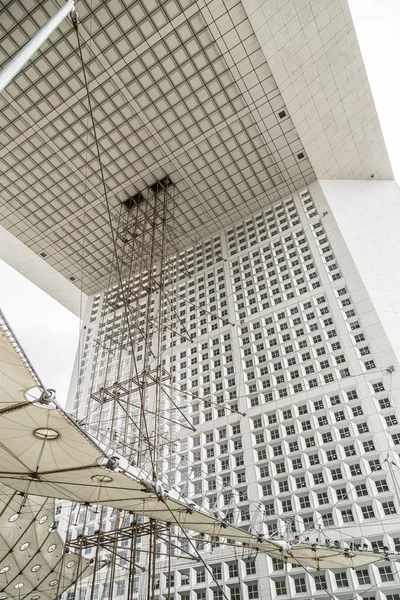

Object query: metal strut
[0,0,75,94]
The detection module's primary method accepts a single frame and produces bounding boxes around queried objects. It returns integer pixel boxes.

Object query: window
[197,569,205,583]
[363,440,375,452]
[313,472,324,484]
[228,563,238,578]
[335,572,349,588]
[369,459,381,471]
[322,513,334,526]
[356,569,371,585]
[229,587,240,600]
[357,422,369,434]
[382,501,396,515]
[240,508,250,521]
[356,484,368,497]
[245,560,256,576]
[294,578,307,593]
[345,445,356,457]
[341,509,354,522]
[375,479,389,493]
[336,487,348,500]
[317,492,329,505]
[314,575,326,591]
[372,382,384,393]
[379,398,391,409]
[212,566,222,580]
[115,581,125,596]
[279,480,289,493]
[379,566,394,581]
[331,468,342,481]
[259,467,268,478]
[361,505,375,519]
[299,495,310,509]
[296,476,306,488]
[247,584,259,599]
[303,516,314,529]
[282,499,292,512]
[275,581,286,596]
[350,464,362,476]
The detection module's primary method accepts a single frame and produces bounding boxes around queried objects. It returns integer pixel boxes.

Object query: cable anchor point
[40,388,56,404]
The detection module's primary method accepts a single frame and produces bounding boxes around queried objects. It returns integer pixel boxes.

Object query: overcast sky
[0,0,399,407]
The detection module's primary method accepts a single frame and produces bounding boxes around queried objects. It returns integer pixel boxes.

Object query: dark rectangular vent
[150,176,173,194]
[122,192,145,211]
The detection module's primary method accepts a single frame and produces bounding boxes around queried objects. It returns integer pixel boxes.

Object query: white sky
[0,0,399,406]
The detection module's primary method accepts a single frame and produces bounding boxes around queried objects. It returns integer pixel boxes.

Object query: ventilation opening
[122,192,145,211]
[150,176,173,194]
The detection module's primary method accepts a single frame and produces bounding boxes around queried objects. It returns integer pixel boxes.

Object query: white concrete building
[66,180,400,600]
[2,1,400,599]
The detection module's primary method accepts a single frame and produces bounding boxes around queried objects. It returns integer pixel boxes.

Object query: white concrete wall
[241,0,393,180]
[0,223,86,317]
[314,179,400,364]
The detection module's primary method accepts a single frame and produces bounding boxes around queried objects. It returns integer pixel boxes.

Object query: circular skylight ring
[24,386,42,403]
[31,596,41,600]
[9,513,19,522]
[31,565,41,572]
[66,561,75,568]
[20,542,30,551]
[47,544,56,553]
[34,428,59,440]
[0,566,10,574]
[39,515,48,524]
[15,583,24,589]
[91,475,113,483]
[49,581,58,587]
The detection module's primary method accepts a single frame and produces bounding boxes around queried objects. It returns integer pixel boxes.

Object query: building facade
[1,1,400,599]
[65,179,400,600]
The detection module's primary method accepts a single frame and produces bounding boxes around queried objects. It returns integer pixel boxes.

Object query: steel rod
[0,0,75,94]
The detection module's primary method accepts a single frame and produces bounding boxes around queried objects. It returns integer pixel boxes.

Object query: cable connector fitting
[40,388,56,404]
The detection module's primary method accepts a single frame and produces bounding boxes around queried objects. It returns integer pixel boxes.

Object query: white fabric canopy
[0,324,38,411]
[0,327,398,571]
[0,484,93,600]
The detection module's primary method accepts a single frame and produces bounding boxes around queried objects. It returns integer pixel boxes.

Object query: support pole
[0,0,75,94]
